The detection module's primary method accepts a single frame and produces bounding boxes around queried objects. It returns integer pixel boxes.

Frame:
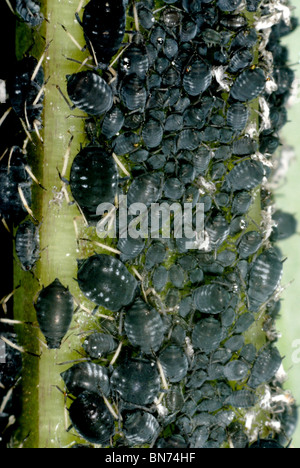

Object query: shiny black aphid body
[80,0,126,69]
[0,147,32,222]
[15,219,39,271]
[77,254,137,312]
[16,0,44,26]
[34,279,74,349]
[8,56,44,129]
[61,362,110,397]
[69,146,118,224]
[69,391,114,445]
[111,358,160,405]
[66,71,113,116]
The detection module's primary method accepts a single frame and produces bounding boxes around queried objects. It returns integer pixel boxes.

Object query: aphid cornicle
[70,146,118,225]
[34,279,74,349]
[69,391,114,445]
[66,71,113,116]
[77,254,137,312]
[78,0,126,69]
[15,219,39,271]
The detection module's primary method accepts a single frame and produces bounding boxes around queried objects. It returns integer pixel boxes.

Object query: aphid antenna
[52,385,76,402]
[4,0,15,14]
[0,377,21,414]
[0,216,11,234]
[63,54,95,72]
[0,334,40,358]
[55,84,75,110]
[0,106,12,128]
[25,165,46,191]
[19,118,33,142]
[56,357,90,366]
[31,41,52,83]
[32,75,50,107]
[0,285,21,313]
[18,185,37,222]
[112,152,131,177]
[60,24,85,53]
[110,342,123,367]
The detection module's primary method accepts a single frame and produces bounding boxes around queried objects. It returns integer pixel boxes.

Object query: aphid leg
[63,55,95,72]
[60,24,84,52]
[110,342,123,366]
[32,75,50,107]
[4,0,15,15]
[0,285,20,314]
[19,118,33,142]
[31,42,52,82]
[0,107,12,128]
[0,335,40,358]
[18,185,37,222]
[156,358,169,391]
[25,165,46,191]
[132,1,140,32]
[56,85,75,111]
[0,216,11,234]
[112,153,131,177]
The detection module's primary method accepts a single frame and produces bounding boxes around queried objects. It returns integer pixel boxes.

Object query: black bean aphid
[70,145,118,224]
[0,148,32,222]
[217,0,243,12]
[83,333,118,359]
[69,391,114,445]
[8,56,44,130]
[34,279,74,349]
[183,60,212,96]
[16,0,44,26]
[77,254,137,312]
[15,219,39,271]
[123,411,160,446]
[159,345,188,383]
[66,71,113,115]
[194,284,231,315]
[78,0,126,69]
[61,362,110,397]
[111,358,160,405]
[230,67,266,102]
[248,250,283,312]
[248,345,282,389]
[124,299,165,354]
[225,160,265,192]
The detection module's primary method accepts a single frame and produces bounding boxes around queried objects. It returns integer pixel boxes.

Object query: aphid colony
[0,0,298,449]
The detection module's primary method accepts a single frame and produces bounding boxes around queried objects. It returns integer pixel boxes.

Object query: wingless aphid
[69,145,118,225]
[15,219,39,271]
[34,279,74,349]
[16,0,44,26]
[77,254,137,312]
[76,0,126,69]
